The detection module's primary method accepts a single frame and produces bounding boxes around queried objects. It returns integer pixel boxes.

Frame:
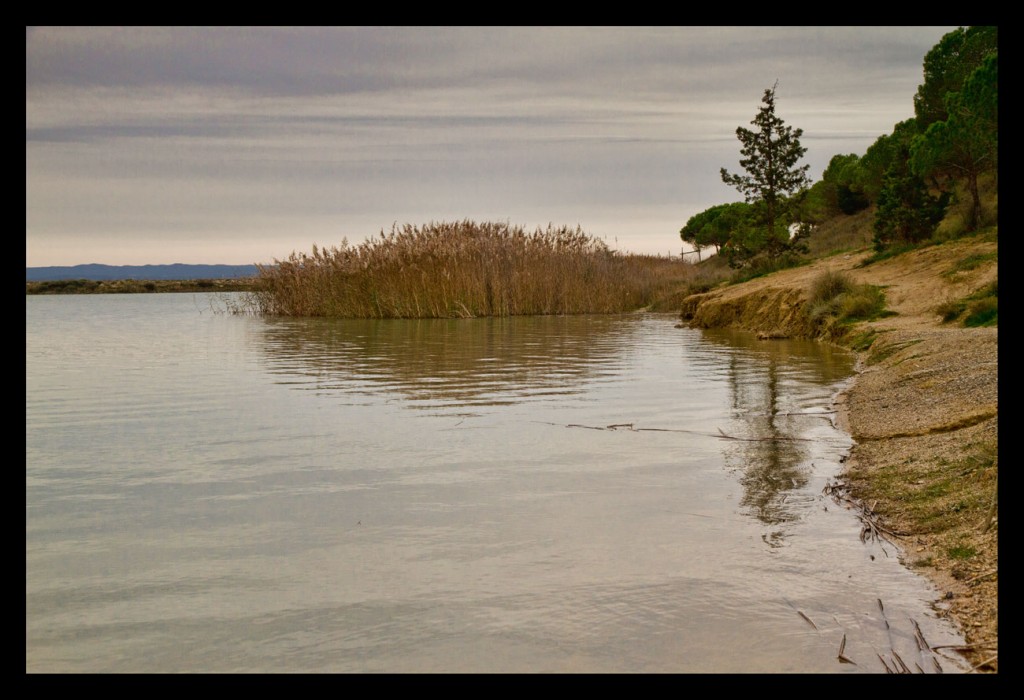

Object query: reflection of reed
[254,315,636,409]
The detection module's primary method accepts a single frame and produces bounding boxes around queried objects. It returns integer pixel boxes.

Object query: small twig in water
[891,650,911,674]
[836,634,856,665]
[930,640,998,651]
[716,427,811,442]
[797,610,818,630]
[540,421,812,441]
[912,619,931,651]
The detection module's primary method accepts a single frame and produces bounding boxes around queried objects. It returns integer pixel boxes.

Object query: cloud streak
[27,26,957,266]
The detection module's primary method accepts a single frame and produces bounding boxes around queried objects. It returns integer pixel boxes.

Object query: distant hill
[26,263,260,282]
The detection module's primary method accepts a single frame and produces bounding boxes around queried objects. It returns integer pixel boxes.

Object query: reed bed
[249,221,695,318]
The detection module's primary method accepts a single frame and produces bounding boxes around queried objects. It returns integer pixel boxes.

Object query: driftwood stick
[911,619,931,651]
[877,599,898,657]
[891,650,911,674]
[715,427,812,442]
[537,421,813,442]
[868,519,905,540]
[969,655,998,673]
[836,634,856,664]
[745,410,837,417]
[797,610,818,630]
[930,640,998,651]
[823,481,908,541]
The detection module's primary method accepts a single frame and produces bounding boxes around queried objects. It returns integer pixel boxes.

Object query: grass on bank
[859,444,996,539]
[936,279,998,327]
[248,221,698,318]
[804,269,892,339]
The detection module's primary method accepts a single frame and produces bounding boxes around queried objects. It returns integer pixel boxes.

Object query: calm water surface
[26,293,969,673]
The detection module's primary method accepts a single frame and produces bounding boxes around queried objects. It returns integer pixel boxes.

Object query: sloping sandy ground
[681,235,998,672]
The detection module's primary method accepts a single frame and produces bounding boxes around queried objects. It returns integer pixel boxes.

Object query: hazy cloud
[26,26,958,266]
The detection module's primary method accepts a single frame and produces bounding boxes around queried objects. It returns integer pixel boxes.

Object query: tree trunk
[968,171,982,231]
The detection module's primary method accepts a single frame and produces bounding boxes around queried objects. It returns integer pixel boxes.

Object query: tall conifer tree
[720,83,811,266]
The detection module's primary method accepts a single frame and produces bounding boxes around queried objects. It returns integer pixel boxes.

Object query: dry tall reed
[249,221,694,318]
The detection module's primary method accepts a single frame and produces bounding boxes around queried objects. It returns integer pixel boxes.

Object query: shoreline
[25,278,258,295]
[834,325,997,673]
[682,237,997,672]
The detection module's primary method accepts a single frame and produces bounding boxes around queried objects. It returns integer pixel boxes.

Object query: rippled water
[26,293,969,673]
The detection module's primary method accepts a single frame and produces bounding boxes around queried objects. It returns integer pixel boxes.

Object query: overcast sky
[26,26,958,267]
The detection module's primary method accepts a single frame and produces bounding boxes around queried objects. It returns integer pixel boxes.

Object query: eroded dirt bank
[680,237,998,672]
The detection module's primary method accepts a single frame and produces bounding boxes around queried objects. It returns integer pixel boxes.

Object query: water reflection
[254,316,856,532]
[698,329,855,529]
[697,328,855,386]
[254,315,639,411]
[730,355,810,527]
[29,298,968,672]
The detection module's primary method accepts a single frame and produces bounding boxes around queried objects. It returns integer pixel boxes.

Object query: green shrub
[948,545,977,560]
[805,270,889,338]
[936,280,997,326]
[933,209,969,241]
[849,330,879,352]
[935,298,966,323]
[964,297,997,327]
[809,269,854,305]
[839,284,887,321]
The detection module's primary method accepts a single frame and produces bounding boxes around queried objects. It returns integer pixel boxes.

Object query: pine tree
[720,83,811,267]
[872,158,948,251]
[910,52,997,231]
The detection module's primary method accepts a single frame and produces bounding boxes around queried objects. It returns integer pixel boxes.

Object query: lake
[26,293,969,673]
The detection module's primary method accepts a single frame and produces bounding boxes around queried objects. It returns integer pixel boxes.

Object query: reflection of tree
[254,315,634,410]
[731,356,808,525]
[706,329,854,528]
